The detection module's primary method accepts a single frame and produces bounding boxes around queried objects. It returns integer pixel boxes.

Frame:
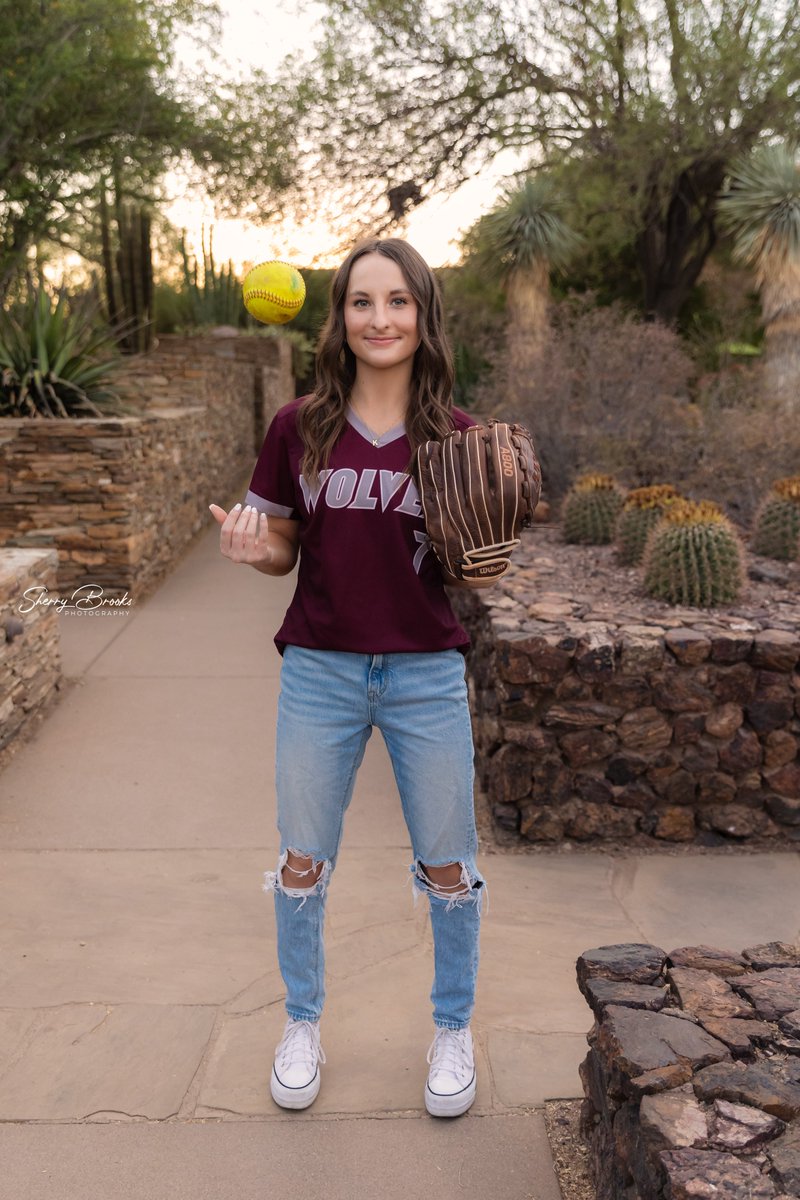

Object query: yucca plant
[464,174,583,376]
[716,142,800,409]
[751,475,800,561]
[562,473,624,544]
[642,499,746,607]
[0,280,127,418]
[616,485,683,565]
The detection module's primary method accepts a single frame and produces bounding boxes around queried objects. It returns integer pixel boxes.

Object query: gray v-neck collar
[345,406,407,447]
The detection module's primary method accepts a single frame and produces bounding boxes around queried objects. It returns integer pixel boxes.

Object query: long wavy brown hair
[297,238,456,486]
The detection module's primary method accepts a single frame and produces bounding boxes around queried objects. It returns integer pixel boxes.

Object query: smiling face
[343,252,421,371]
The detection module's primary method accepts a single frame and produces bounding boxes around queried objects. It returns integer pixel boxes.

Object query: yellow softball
[242,260,306,325]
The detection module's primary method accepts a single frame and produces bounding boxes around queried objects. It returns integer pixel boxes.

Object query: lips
[366,337,398,344]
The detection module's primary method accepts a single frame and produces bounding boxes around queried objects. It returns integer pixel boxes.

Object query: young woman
[209,238,490,1119]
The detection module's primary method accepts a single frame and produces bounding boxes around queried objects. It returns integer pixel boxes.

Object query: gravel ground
[543,1100,595,1200]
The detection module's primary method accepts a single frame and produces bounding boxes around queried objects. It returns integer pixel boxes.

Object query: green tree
[281,0,800,324]
[0,0,296,300]
[716,142,800,409]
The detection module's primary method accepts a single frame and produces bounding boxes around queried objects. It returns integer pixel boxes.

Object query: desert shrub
[496,291,699,500]
[688,362,800,527]
[681,253,763,372]
[152,281,193,333]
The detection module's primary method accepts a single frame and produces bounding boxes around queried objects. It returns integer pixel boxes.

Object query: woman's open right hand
[208,503,274,566]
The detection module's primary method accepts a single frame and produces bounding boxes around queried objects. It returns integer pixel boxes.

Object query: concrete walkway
[2,481,799,1200]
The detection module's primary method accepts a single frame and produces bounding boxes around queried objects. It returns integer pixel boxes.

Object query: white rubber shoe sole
[270,1063,322,1109]
[424,1069,477,1117]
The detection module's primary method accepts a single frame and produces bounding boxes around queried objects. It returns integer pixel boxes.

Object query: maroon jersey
[245,396,477,655]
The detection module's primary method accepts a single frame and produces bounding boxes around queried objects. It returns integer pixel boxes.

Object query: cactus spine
[616,485,682,565]
[642,499,746,607]
[751,476,800,561]
[563,473,624,544]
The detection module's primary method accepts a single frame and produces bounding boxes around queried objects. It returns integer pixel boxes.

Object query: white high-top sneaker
[424,1025,477,1117]
[270,1017,326,1109]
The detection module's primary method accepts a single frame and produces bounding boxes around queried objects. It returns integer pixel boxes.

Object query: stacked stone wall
[578,941,800,1200]
[451,535,800,848]
[149,333,295,446]
[0,549,62,752]
[0,335,294,600]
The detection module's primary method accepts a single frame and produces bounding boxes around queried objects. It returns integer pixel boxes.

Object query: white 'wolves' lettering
[299,469,423,517]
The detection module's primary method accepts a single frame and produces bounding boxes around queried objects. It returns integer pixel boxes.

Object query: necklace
[349,401,406,447]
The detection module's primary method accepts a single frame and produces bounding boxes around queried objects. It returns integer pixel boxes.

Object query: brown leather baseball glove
[415,419,542,586]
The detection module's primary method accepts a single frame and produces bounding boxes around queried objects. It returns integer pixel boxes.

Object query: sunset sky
[168,0,517,271]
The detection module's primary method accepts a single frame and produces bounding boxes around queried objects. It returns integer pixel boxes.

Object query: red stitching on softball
[244,289,304,308]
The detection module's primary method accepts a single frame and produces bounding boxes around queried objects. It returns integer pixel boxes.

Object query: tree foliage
[281,0,800,322]
[0,0,297,298]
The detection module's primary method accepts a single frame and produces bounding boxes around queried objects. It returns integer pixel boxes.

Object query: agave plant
[0,280,127,418]
[716,142,800,409]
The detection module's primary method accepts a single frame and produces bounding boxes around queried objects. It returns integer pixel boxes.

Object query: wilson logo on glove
[414,419,542,587]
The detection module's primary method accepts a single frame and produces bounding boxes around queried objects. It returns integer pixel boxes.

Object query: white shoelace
[426,1027,473,1077]
[276,1019,327,1072]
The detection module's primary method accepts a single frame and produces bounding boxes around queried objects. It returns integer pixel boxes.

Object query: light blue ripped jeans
[262,645,488,1031]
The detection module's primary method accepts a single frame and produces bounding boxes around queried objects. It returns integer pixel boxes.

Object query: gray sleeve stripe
[244,489,294,518]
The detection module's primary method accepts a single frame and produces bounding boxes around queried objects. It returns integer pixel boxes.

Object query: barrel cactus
[642,499,746,607]
[751,476,800,561]
[562,474,624,544]
[616,485,682,565]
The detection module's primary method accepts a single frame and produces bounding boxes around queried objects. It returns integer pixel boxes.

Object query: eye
[391,297,409,305]
[353,298,369,307]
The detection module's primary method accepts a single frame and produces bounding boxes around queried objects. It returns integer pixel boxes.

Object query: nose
[369,304,392,330]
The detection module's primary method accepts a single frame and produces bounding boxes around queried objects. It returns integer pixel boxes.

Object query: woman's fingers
[230,504,255,559]
[212,503,272,563]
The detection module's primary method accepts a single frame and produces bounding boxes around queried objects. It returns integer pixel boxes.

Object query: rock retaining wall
[129,333,295,446]
[450,527,800,847]
[578,940,800,1200]
[0,549,62,752]
[0,334,293,761]
[0,334,294,599]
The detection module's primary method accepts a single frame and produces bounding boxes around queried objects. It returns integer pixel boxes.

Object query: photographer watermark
[17,584,135,616]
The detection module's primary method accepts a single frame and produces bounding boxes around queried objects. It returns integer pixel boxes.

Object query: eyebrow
[348,288,410,296]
